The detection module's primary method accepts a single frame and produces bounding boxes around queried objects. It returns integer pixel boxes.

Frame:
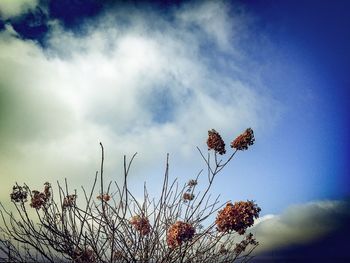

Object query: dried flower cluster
[30,182,51,209]
[230,128,255,151]
[183,192,195,201]
[233,233,258,255]
[187,179,198,187]
[166,221,196,248]
[97,193,111,202]
[10,185,28,203]
[73,247,96,263]
[1,129,261,262]
[215,201,261,234]
[207,129,226,155]
[130,215,151,236]
[63,194,77,209]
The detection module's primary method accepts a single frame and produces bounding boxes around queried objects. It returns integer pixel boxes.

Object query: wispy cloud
[177,1,236,51]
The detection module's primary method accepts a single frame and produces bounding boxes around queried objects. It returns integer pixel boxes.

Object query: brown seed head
[207,129,226,155]
[63,194,77,208]
[130,215,151,236]
[187,179,198,187]
[166,221,195,248]
[44,182,51,199]
[30,183,51,209]
[97,194,111,202]
[10,185,28,203]
[215,201,261,234]
[230,128,255,151]
[183,193,195,201]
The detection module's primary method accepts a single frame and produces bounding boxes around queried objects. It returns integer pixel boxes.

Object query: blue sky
[229,0,350,211]
[0,0,349,260]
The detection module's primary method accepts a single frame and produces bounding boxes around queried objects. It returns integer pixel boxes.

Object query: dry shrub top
[1,128,261,263]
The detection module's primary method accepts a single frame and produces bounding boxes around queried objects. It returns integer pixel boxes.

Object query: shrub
[0,128,260,262]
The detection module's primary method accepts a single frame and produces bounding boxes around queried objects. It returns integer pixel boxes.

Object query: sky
[0,0,349,261]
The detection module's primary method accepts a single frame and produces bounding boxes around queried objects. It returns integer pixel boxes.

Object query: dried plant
[63,194,77,209]
[10,185,28,203]
[182,193,195,202]
[215,201,261,234]
[207,129,226,155]
[97,194,111,202]
[29,182,52,209]
[130,215,151,236]
[0,128,261,262]
[230,128,255,151]
[166,221,196,248]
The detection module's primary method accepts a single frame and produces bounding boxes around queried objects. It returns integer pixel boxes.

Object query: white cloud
[177,1,242,51]
[0,1,279,203]
[250,200,350,254]
[0,0,38,19]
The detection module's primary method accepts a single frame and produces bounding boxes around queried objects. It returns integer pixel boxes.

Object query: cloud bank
[250,200,350,255]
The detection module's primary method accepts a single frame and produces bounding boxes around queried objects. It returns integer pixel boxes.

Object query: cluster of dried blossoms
[30,182,51,209]
[129,215,151,236]
[183,192,195,201]
[215,201,261,234]
[233,233,258,255]
[187,179,198,187]
[183,179,197,202]
[230,128,255,151]
[96,193,111,202]
[10,185,28,203]
[207,129,226,155]
[166,221,196,248]
[63,194,77,209]
[72,247,95,263]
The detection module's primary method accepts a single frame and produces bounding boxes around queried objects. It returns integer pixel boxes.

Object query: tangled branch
[0,128,260,263]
